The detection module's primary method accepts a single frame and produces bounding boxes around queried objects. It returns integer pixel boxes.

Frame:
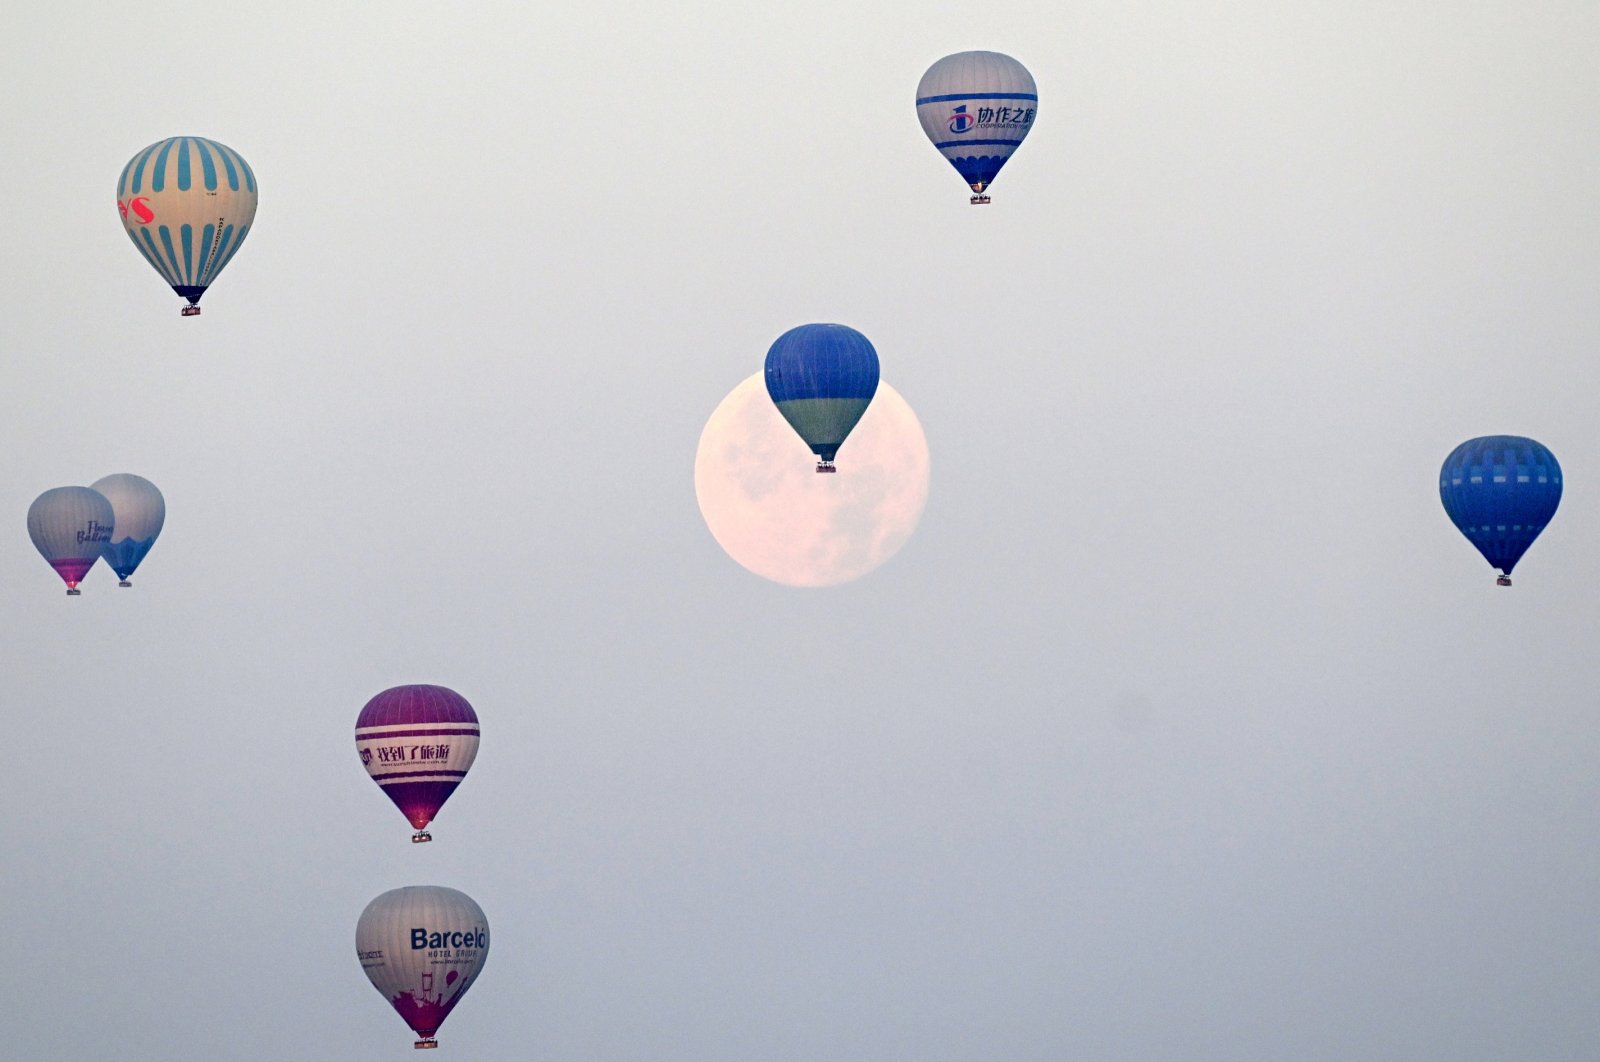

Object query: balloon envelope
[117,136,257,312]
[356,885,489,1046]
[356,685,480,837]
[28,487,114,592]
[916,51,1038,196]
[90,474,165,584]
[763,323,880,467]
[1440,435,1562,580]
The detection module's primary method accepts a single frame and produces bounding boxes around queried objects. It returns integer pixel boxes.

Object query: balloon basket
[969,194,991,205]
[66,588,81,596]
[412,830,432,844]
[180,305,201,317]
[1496,575,1512,587]
[414,1038,439,1050]
[118,580,132,588]
[815,462,837,474]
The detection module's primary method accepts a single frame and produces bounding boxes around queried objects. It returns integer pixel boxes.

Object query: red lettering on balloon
[130,197,154,224]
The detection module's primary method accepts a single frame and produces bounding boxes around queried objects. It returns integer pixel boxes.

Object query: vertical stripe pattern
[117,136,258,305]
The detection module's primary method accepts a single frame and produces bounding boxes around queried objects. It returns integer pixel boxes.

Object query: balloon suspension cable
[180,305,201,317]
[815,460,837,474]
[1496,574,1512,587]
[969,194,992,205]
[412,830,433,844]
[414,1037,439,1050]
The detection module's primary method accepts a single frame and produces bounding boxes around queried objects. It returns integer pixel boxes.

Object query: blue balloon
[91,474,165,586]
[1439,435,1562,585]
[764,323,880,472]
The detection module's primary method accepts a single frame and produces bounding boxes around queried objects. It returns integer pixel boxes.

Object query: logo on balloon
[947,106,975,134]
[411,927,487,951]
[117,197,155,224]
[360,748,373,766]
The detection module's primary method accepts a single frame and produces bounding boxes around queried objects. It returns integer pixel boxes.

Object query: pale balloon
[695,373,929,587]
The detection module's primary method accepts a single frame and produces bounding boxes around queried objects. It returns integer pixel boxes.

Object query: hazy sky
[5,2,1600,1058]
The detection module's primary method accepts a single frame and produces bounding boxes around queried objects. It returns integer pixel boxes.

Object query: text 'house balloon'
[28,487,114,595]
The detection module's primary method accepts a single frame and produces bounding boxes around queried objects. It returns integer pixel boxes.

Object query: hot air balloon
[1440,435,1562,586]
[764,323,880,473]
[117,137,257,316]
[916,51,1038,204]
[357,885,490,1050]
[356,685,480,843]
[28,487,114,595]
[90,474,165,587]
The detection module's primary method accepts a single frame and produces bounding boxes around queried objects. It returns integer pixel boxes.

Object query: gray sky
[5,2,1600,1058]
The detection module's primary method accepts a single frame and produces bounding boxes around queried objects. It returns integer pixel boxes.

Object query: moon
[695,373,930,587]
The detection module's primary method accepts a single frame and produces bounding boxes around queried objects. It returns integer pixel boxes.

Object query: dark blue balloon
[764,323,880,469]
[1439,435,1562,583]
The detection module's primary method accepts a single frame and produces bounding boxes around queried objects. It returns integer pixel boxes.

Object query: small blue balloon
[91,474,166,586]
[1439,435,1562,584]
[764,323,880,471]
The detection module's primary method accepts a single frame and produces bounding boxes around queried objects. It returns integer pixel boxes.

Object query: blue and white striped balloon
[90,474,165,587]
[916,51,1038,202]
[117,137,257,315]
[764,323,880,472]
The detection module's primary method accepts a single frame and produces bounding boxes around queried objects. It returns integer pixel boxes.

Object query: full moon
[695,373,930,587]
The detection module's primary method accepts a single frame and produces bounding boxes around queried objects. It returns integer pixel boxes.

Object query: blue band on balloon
[195,223,216,280]
[194,138,219,191]
[916,92,1038,104]
[130,229,170,281]
[933,139,1024,149]
[129,143,158,196]
[212,224,247,279]
[215,143,241,191]
[158,225,182,281]
[208,225,237,283]
[151,139,175,193]
[140,229,176,283]
[236,148,256,193]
